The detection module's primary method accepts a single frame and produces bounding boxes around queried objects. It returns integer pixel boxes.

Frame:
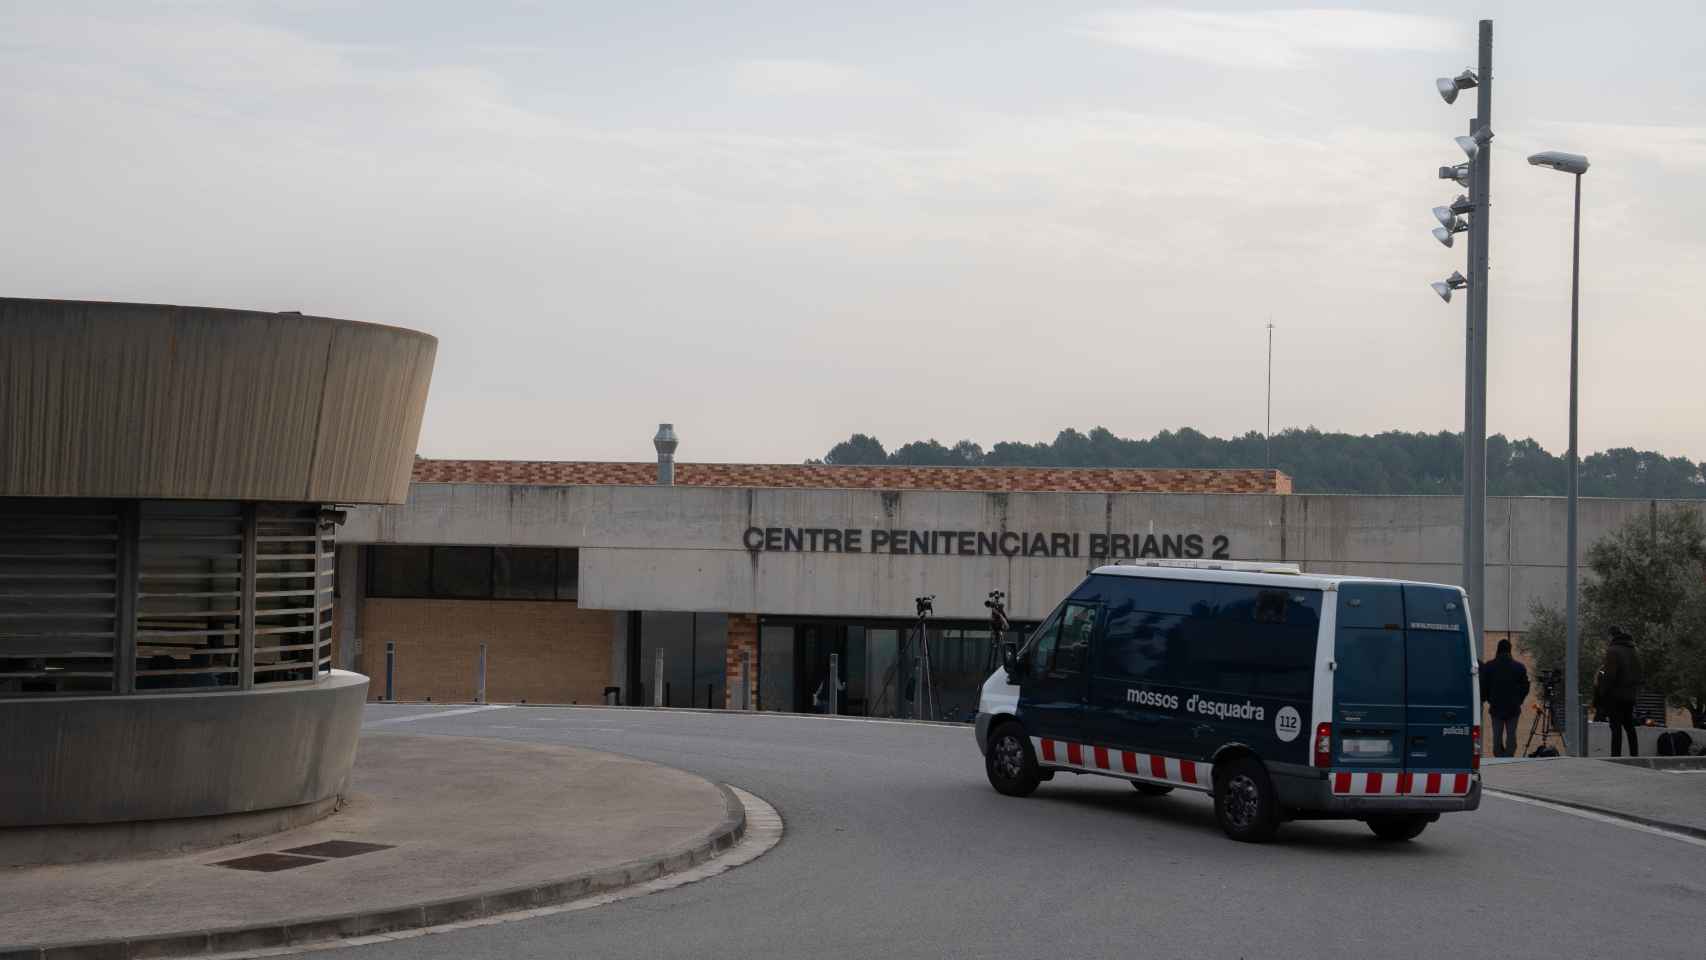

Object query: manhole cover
[213,853,324,872]
[281,840,394,859]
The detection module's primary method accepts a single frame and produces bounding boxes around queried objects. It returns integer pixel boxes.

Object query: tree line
[817,427,1706,499]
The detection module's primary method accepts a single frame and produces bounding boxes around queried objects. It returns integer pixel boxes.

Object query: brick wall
[357,598,614,704]
[723,614,759,709]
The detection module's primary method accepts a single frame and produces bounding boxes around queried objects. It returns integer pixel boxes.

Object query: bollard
[827,652,839,716]
[384,641,396,701]
[476,642,487,704]
[653,649,664,708]
[740,650,752,711]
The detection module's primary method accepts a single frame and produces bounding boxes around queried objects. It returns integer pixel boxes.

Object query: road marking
[198,785,783,959]
[1484,789,1706,850]
[364,705,514,726]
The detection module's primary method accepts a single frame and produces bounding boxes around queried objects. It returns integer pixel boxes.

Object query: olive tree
[1520,506,1706,728]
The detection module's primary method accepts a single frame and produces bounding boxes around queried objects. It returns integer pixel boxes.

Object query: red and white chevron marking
[1331,771,1473,797]
[1031,738,1214,791]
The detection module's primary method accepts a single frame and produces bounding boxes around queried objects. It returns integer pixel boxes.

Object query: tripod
[1521,697,1561,757]
[871,596,940,721]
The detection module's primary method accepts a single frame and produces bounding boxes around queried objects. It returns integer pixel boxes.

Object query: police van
[975,560,1481,843]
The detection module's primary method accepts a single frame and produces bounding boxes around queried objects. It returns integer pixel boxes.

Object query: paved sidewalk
[0,733,743,958]
[1482,756,1706,837]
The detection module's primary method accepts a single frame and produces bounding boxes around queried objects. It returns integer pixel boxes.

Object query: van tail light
[1314,722,1332,768]
[1471,725,1481,770]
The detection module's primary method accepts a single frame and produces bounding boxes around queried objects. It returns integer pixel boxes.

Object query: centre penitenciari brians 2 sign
[741,527,1232,560]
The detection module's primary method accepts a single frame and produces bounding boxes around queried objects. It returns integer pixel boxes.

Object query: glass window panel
[639,611,694,707]
[1336,629,1405,705]
[430,547,492,599]
[693,613,728,708]
[864,628,900,718]
[368,546,431,598]
[760,625,795,712]
[494,548,556,600]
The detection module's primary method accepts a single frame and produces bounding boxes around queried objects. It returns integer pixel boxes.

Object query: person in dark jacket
[1599,626,1642,756]
[1481,639,1530,757]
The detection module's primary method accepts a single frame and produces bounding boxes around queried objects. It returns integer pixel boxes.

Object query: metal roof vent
[653,423,679,485]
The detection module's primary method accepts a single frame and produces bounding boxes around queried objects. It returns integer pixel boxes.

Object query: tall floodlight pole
[1530,149,1591,754]
[1467,21,1492,646]
[1266,321,1274,470]
[1431,20,1494,643]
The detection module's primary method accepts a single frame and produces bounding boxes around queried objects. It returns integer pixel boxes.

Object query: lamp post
[1529,149,1591,755]
[1431,20,1494,642]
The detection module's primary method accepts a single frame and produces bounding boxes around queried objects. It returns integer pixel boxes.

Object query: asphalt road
[344,704,1703,960]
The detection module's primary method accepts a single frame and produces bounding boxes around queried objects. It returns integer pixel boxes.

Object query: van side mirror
[1002,642,1024,681]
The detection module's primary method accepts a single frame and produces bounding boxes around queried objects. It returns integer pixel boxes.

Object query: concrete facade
[344,482,1704,632]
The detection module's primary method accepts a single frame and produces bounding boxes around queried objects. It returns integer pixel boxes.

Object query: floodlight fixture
[1430,270,1468,303]
[1528,150,1590,175]
[1438,163,1471,188]
[1436,69,1479,104]
[1433,205,1469,230]
[1455,135,1480,160]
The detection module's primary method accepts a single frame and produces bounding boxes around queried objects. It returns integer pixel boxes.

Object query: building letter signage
[740,527,1232,560]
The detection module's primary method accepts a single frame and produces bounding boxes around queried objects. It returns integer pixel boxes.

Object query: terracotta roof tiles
[411,460,1291,495]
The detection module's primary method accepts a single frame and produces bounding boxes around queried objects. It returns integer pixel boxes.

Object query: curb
[1485,786,1706,843]
[2,784,747,960]
[368,699,975,729]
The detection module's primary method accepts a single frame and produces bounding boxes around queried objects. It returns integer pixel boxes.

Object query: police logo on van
[1274,705,1302,742]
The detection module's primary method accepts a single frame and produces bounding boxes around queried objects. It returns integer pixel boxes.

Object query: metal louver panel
[0,499,119,694]
[253,505,334,684]
[136,501,243,690]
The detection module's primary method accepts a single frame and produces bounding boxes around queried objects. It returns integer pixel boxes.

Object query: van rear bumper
[1272,768,1482,816]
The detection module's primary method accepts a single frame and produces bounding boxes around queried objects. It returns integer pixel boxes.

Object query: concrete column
[336,544,364,671]
[610,611,630,701]
[723,614,760,709]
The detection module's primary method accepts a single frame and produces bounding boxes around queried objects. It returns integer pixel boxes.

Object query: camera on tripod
[1537,668,1562,702]
[914,595,934,618]
[984,590,1005,611]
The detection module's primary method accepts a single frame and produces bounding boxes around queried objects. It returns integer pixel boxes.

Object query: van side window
[1054,602,1098,674]
[1028,609,1062,674]
[1254,590,1287,624]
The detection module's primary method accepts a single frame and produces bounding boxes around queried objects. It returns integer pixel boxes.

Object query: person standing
[1599,626,1643,757]
[1480,639,1530,758]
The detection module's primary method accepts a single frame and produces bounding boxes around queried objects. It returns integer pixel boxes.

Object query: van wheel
[1132,782,1174,796]
[986,723,1041,797]
[1214,757,1279,843]
[1367,815,1430,842]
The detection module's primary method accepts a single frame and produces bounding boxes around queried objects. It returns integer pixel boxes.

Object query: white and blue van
[975,560,1481,843]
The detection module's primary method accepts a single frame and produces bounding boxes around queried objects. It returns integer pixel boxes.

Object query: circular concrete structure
[0,299,436,858]
[0,298,435,503]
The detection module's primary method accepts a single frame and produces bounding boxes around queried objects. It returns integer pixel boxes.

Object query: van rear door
[1401,585,1475,772]
[1332,583,1406,776]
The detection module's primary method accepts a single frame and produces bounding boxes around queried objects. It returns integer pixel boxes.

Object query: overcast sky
[4,1,1703,463]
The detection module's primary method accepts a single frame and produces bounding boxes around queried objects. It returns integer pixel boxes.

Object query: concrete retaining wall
[0,671,367,827]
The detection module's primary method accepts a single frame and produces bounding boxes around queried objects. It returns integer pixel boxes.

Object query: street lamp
[1529,148,1591,756]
